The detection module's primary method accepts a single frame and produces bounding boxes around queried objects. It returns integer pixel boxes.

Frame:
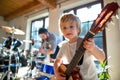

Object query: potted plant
[98,60,110,80]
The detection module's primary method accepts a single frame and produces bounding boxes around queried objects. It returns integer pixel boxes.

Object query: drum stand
[1,51,15,80]
[24,58,36,78]
[1,27,16,80]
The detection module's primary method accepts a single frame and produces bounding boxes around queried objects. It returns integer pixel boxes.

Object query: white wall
[59,0,120,79]
[49,6,61,34]
[0,0,120,79]
[104,0,120,80]
[0,16,8,43]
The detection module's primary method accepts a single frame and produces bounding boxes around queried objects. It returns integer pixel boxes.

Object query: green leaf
[100,61,107,68]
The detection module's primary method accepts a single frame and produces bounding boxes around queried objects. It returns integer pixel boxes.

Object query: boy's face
[61,21,79,41]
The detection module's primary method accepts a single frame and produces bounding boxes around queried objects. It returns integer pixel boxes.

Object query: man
[38,28,62,62]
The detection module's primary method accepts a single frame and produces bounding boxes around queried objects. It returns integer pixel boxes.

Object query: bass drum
[0,57,4,73]
[3,53,20,74]
[36,61,54,75]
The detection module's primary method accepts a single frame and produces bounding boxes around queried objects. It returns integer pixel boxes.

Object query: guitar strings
[65,32,94,77]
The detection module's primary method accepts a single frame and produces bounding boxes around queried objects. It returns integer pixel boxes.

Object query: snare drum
[36,76,49,80]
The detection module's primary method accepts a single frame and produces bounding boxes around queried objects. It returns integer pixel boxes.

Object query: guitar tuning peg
[114,11,119,19]
[99,24,107,32]
[115,14,119,19]
[108,18,114,25]
[108,18,112,22]
[110,20,114,25]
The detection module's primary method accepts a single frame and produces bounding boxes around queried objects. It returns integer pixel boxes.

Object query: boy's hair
[60,14,81,35]
[38,28,48,34]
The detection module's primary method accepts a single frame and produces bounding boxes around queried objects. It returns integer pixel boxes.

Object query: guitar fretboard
[65,31,95,79]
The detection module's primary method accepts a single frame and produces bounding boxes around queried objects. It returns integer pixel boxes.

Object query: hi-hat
[1,26,25,35]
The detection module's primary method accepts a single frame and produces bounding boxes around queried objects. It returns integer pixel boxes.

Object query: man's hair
[38,28,48,34]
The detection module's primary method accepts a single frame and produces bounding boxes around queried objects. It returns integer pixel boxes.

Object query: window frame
[63,0,107,55]
[30,16,48,49]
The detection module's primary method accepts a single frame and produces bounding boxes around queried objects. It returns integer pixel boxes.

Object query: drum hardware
[23,55,36,79]
[18,50,28,67]
[0,27,22,80]
[36,55,46,61]
[0,52,15,80]
[25,68,32,78]
[23,60,55,80]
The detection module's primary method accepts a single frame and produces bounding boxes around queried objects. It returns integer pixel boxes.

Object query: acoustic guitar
[53,2,119,80]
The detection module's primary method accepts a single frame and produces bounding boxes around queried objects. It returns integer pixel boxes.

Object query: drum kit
[24,60,55,80]
[23,49,55,80]
[22,46,55,80]
[0,26,25,80]
[0,26,56,80]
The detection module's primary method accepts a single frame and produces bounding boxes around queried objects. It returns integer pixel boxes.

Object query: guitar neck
[65,31,95,78]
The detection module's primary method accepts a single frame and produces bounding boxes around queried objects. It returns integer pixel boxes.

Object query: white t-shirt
[57,41,98,80]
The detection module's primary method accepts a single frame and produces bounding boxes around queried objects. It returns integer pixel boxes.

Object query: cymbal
[23,40,42,43]
[2,37,7,40]
[1,26,25,35]
[23,40,32,43]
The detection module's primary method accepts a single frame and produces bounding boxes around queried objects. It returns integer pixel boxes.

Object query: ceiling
[0,0,58,21]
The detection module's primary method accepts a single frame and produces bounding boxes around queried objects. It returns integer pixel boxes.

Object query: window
[64,0,105,50]
[31,16,49,49]
[64,0,106,74]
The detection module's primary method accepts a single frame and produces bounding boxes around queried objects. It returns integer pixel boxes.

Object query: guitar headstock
[90,2,120,34]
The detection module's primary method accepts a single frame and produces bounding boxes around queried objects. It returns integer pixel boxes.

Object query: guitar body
[59,64,82,80]
[51,64,82,80]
